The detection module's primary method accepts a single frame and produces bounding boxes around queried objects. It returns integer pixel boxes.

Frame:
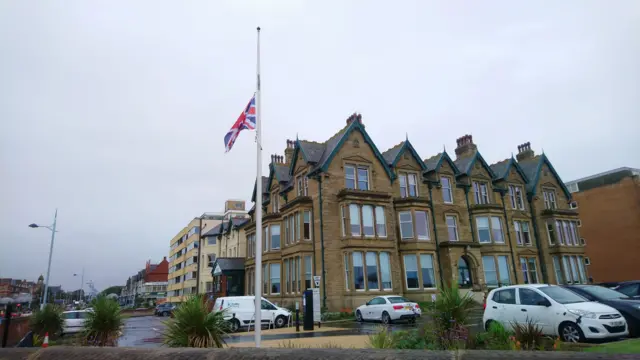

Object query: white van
[213,296,291,332]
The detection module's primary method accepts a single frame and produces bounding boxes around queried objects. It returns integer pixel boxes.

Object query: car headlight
[568,309,596,319]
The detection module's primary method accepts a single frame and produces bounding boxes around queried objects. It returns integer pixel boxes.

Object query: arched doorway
[458,257,473,289]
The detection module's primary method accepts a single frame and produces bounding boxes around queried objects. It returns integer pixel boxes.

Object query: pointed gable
[519,154,571,199]
[308,113,395,181]
[454,151,496,178]
[382,140,427,171]
[423,151,460,175]
[490,157,529,183]
[266,161,291,191]
[288,139,324,176]
[251,176,269,203]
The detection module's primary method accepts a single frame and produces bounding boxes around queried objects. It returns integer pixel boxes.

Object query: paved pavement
[117,313,485,348]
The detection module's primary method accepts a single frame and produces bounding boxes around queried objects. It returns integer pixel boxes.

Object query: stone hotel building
[243,113,588,311]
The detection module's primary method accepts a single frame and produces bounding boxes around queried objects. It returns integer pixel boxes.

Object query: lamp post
[29,209,58,310]
[73,269,84,302]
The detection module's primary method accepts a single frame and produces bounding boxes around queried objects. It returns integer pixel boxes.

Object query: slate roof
[382,141,405,165]
[298,140,325,164]
[251,176,269,203]
[424,153,443,172]
[490,159,511,179]
[309,125,350,173]
[454,155,475,175]
[517,154,571,199]
[213,258,245,272]
[231,218,249,227]
[202,223,222,237]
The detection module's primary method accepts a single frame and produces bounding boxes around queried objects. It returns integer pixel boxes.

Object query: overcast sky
[1,1,638,292]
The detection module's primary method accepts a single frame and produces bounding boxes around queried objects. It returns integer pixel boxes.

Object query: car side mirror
[365,301,369,306]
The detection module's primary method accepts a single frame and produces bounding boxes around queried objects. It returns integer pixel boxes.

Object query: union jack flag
[224,95,257,152]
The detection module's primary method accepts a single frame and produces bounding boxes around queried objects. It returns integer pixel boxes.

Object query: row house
[243,113,586,311]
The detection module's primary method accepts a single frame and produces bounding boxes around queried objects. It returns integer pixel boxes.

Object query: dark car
[614,281,640,300]
[563,285,640,337]
[154,303,175,317]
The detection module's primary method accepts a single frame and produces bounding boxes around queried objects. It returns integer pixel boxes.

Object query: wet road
[118,315,484,347]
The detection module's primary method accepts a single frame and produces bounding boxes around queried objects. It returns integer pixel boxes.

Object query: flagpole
[254,26,263,348]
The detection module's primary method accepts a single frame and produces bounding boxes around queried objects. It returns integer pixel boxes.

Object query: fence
[0,315,30,348]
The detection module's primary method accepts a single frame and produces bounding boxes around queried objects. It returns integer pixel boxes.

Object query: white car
[483,284,628,342]
[213,296,292,332]
[62,310,91,335]
[355,295,421,324]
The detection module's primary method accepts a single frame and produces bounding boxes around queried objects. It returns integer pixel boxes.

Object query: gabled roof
[202,223,222,237]
[423,151,460,174]
[211,258,245,275]
[307,119,395,181]
[381,140,427,171]
[518,154,571,200]
[251,176,269,203]
[454,151,496,178]
[288,140,326,177]
[223,218,249,234]
[490,157,529,183]
[266,163,291,191]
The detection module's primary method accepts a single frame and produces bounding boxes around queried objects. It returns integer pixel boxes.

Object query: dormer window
[296,176,308,196]
[399,172,418,198]
[473,181,490,204]
[345,164,370,190]
[543,189,557,209]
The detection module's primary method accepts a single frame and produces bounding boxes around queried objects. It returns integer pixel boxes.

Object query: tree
[100,286,123,297]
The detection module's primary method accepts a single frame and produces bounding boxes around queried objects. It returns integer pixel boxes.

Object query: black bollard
[295,302,300,332]
[1,304,13,348]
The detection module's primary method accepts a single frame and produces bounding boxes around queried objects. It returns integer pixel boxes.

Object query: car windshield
[578,286,631,300]
[538,286,587,304]
[387,297,411,304]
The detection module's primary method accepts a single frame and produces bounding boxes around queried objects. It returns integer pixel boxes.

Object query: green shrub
[83,296,124,346]
[163,295,228,348]
[511,317,545,350]
[29,304,64,336]
[366,326,396,349]
[474,321,513,350]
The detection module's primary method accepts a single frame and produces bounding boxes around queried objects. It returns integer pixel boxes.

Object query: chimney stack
[271,154,284,164]
[454,134,478,159]
[346,113,364,127]
[516,142,535,162]
[284,139,295,165]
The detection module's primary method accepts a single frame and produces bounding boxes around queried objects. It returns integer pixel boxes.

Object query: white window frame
[303,210,312,241]
[362,205,375,237]
[399,173,408,198]
[349,204,361,236]
[357,166,370,190]
[408,173,418,197]
[399,211,414,240]
[344,253,350,291]
[270,224,281,250]
[352,251,365,291]
[441,176,453,204]
[446,215,459,241]
[270,263,281,295]
[365,252,380,291]
[340,206,347,237]
[420,254,436,289]
[491,216,504,243]
[375,206,387,238]
[403,254,419,290]
[415,211,430,241]
[379,252,392,291]
[474,181,490,204]
[345,165,356,189]
[476,216,491,244]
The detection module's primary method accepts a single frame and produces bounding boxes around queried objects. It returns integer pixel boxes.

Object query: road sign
[313,276,321,288]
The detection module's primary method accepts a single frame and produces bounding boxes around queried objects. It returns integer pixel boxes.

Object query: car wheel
[356,310,363,322]
[485,320,495,331]
[560,322,585,343]
[162,311,169,317]
[228,318,240,332]
[275,315,287,328]
[381,311,391,325]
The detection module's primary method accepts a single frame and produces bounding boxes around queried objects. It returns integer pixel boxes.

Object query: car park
[355,295,421,325]
[213,296,292,332]
[563,284,640,337]
[483,284,628,342]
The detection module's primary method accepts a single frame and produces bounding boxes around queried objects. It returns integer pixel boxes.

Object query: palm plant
[83,295,124,346]
[431,282,476,328]
[29,304,64,336]
[163,295,229,348]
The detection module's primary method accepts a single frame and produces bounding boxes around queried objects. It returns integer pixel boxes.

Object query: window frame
[352,251,365,291]
[446,215,459,241]
[303,210,312,241]
[270,224,281,250]
[473,181,490,204]
[441,176,453,203]
[415,210,430,241]
[403,254,419,290]
[345,163,371,191]
[398,211,414,240]
[270,263,281,295]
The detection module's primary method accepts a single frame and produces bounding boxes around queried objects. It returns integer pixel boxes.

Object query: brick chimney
[346,113,364,127]
[516,142,535,162]
[454,134,477,159]
[270,154,284,165]
[284,139,295,165]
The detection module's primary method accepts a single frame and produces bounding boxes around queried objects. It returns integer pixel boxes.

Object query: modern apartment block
[167,214,224,303]
[243,113,588,311]
[565,167,640,283]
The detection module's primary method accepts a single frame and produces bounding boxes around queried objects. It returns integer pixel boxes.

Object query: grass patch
[584,339,640,354]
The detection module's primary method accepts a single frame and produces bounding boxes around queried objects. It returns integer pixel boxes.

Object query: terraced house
[243,113,588,311]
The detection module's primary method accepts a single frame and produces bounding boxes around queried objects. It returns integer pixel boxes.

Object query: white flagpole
[254,26,263,348]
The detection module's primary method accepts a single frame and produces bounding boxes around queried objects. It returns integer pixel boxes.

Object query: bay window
[270,263,280,294]
[352,252,365,290]
[477,216,504,244]
[482,255,511,287]
[270,224,281,250]
[380,252,392,290]
[284,259,290,293]
[347,204,388,238]
[303,210,311,240]
[341,206,347,236]
[497,256,511,285]
[420,254,435,288]
[415,211,430,240]
[263,264,268,294]
[349,204,361,236]
[375,207,386,237]
[552,256,563,284]
[344,253,350,291]
[399,211,413,239]
[520,257,539,284]
[366,252,379,290]
[403,255,419,290]
[362,205,375,237]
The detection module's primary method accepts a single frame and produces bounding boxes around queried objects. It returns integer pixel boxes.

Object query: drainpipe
[499,191,519,283]
[316,175,327,310]
[463,186,476,243]
[427,182,445,289]
[195,216,203,294]
[527,194,549,283]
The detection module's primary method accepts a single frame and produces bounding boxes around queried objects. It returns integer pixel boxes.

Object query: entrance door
[458,257,473,289]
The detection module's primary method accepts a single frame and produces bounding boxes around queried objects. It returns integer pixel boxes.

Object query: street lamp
[29,209,58,310]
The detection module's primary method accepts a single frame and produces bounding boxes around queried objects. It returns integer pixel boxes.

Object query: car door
[369,297,388,320]
[260,299,278,326]
[490,288,517,328]
[516,288,554,335]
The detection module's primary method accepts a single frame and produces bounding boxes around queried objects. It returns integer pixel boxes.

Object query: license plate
[404,306,412,310]
[610,321,624,327]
